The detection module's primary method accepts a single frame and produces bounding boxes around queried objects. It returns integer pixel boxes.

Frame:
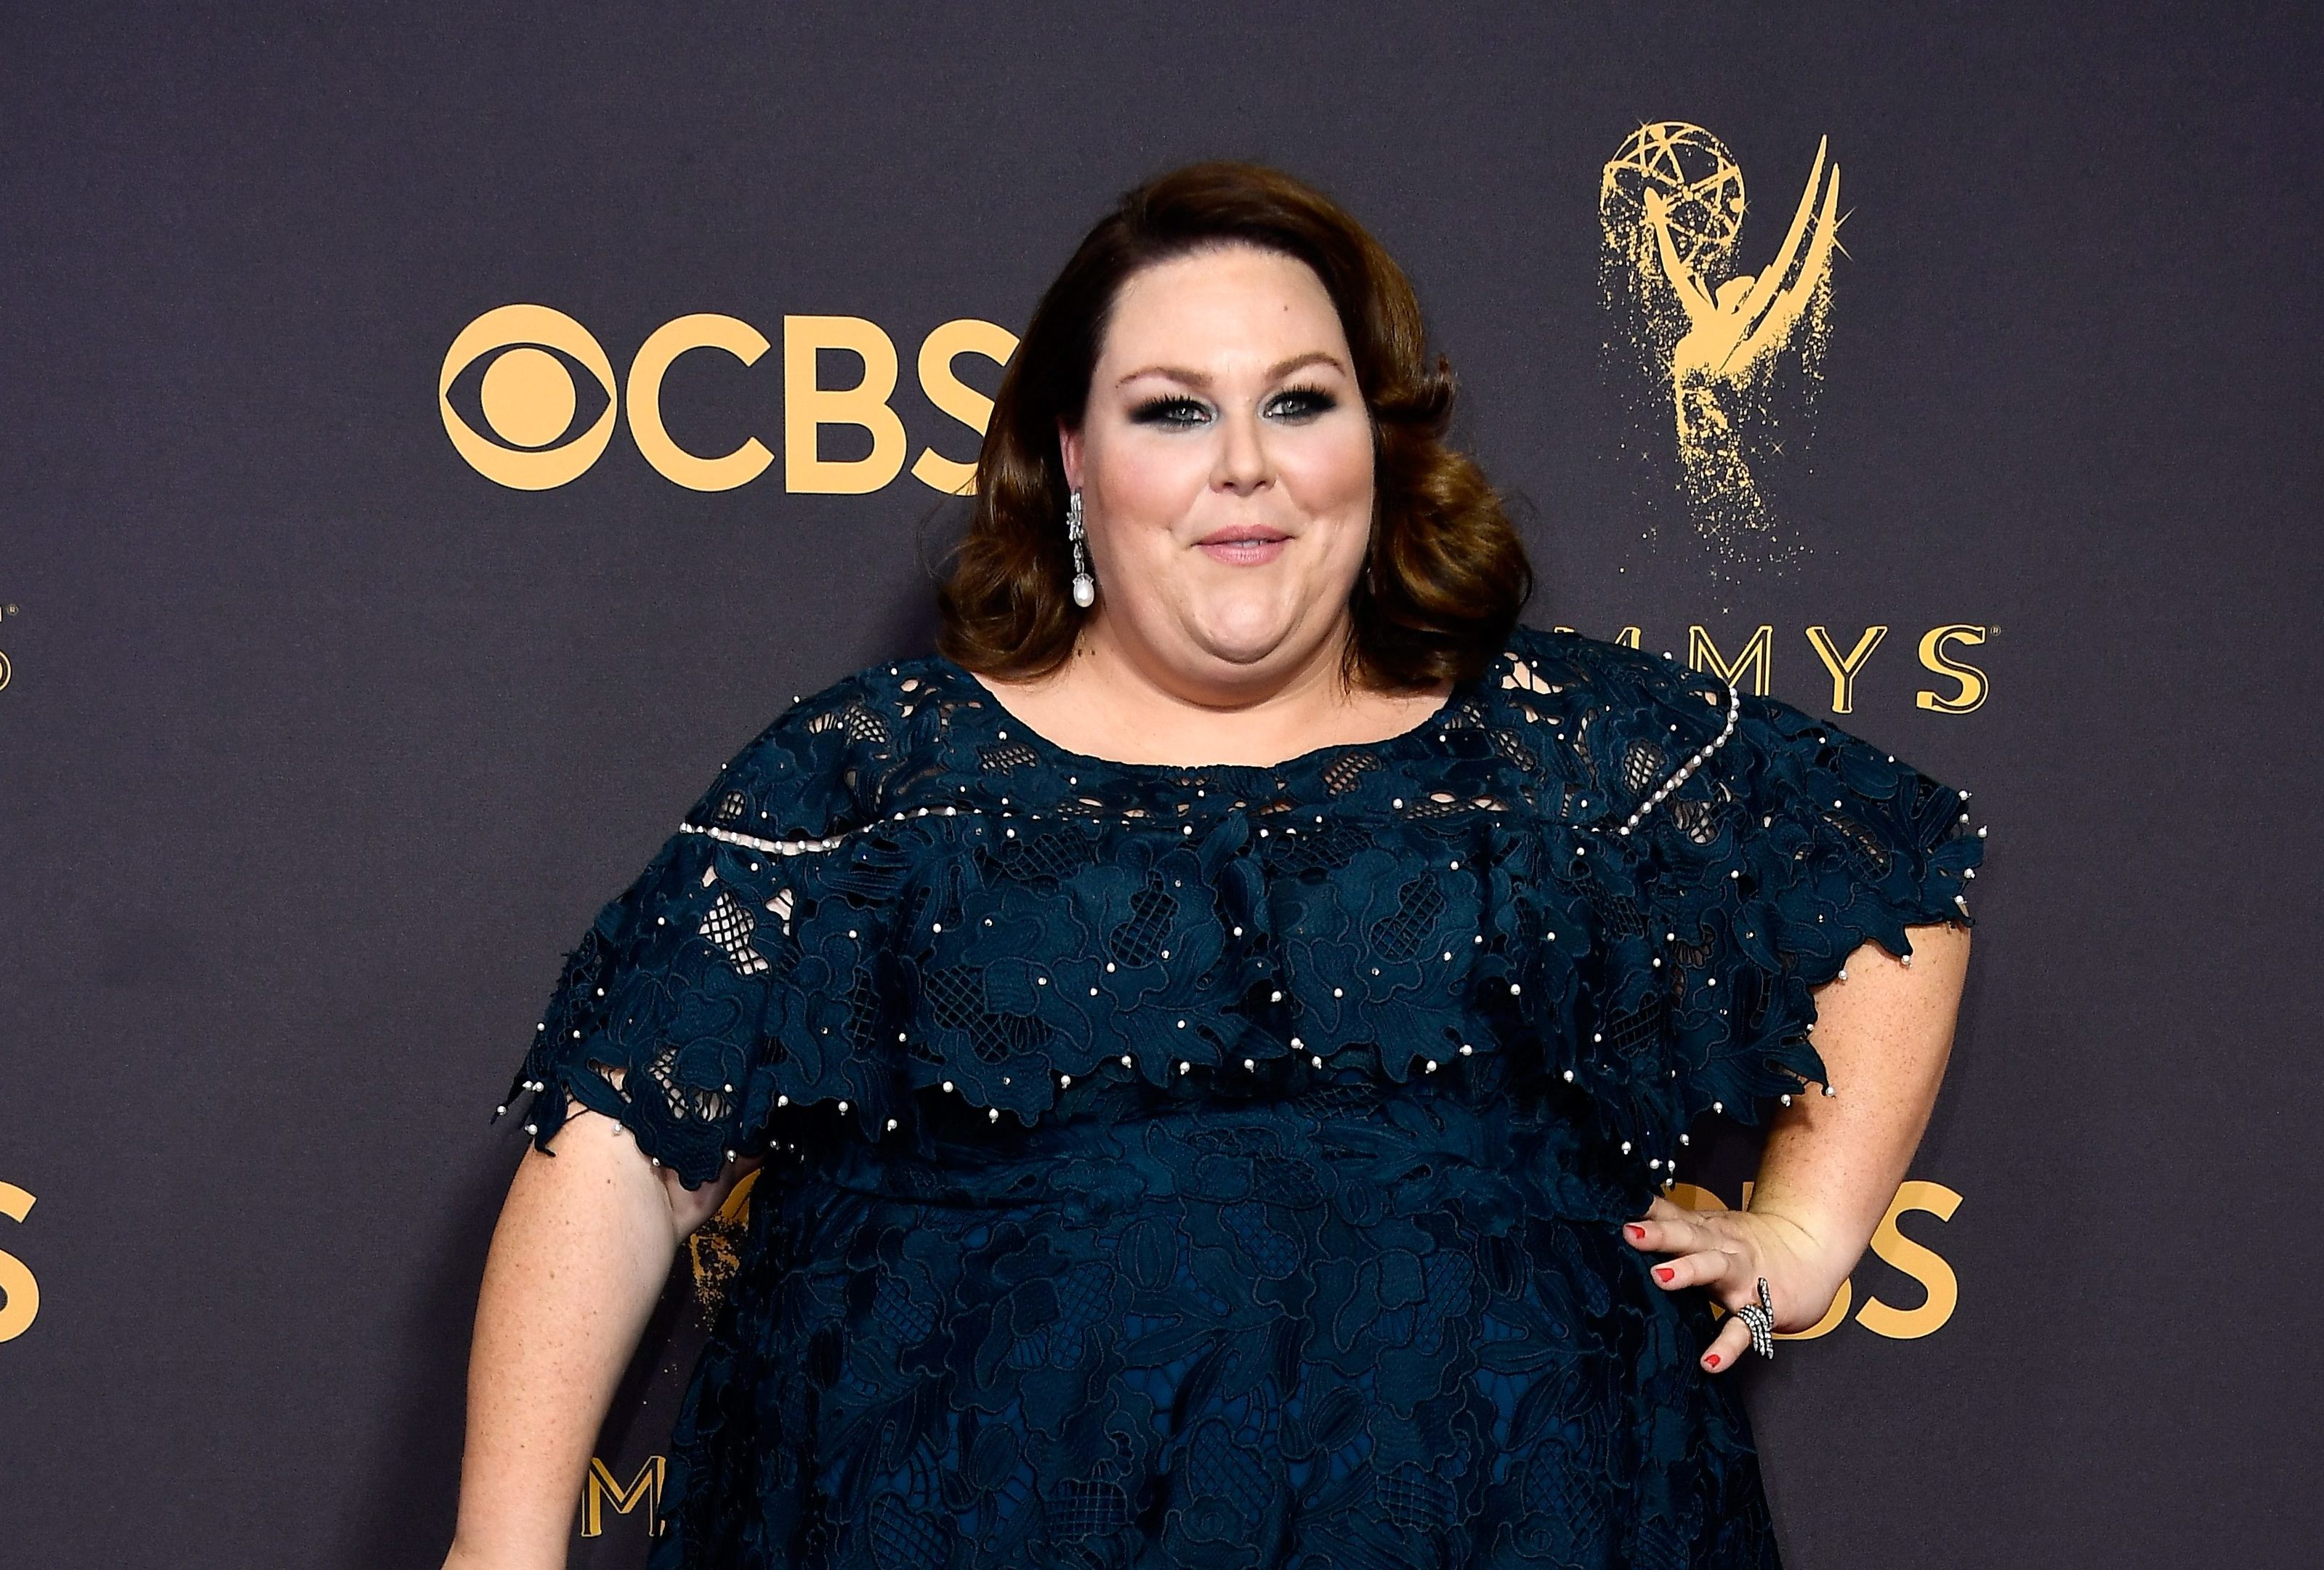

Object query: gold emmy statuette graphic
[685,1167,759,1317]
[1600,124,1846,559]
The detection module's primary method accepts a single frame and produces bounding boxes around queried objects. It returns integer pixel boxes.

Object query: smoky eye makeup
[1266,383,1339,419]
[1127,394,1211,427]
[1125,383,1344,427]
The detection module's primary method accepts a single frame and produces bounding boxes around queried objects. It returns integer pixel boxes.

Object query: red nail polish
[1654,1266,1674,1283]
[1626,1225,1647,1241]
[1704,1353,1721,1369]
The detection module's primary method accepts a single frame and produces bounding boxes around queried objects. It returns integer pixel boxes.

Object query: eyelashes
[1126,384,1342,427]
[1128,395,1210,428]
[1269,383,1339,420]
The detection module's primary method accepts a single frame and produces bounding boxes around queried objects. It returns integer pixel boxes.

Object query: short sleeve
[1642,686,1988,1126]
[498,680,894,1188]
[1720,693,1985,976]
[1504,631,1990,1160]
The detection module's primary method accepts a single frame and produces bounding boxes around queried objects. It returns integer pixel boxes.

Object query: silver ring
[1734,1276,1776,1360]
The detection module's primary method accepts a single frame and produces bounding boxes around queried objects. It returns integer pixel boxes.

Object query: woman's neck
[970,616,1452,769]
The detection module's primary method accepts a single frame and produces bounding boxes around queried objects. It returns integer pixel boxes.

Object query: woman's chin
[1179,617,1318,680]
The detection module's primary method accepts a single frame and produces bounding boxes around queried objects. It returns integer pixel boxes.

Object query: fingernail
[1626,1224,1647,1241]
[1704,1353,1721,1369]
[1654,1266,1674,1283]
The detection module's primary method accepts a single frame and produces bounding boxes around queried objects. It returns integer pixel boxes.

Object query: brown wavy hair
[935,161,1532,689]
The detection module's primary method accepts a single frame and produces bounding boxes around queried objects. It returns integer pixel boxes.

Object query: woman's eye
[1267,386,1339,421]
[1129,396,1211,427]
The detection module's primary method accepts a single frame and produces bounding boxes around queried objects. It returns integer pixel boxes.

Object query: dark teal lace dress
[504,626,1983,1569]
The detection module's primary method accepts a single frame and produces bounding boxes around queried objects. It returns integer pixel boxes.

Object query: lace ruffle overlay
[504,627,1983,1569]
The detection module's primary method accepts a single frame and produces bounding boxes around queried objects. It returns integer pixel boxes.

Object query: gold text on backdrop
[581,1456,665,1537]
[1570,624,1990,716]
[0,1183,39,1344]
[1667,1179,1962,1340]
[440,308,1017,494]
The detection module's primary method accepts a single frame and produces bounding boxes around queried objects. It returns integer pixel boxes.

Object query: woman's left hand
[1621,1196,1847,1374]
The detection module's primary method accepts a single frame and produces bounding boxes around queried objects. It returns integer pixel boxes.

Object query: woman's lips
[1195,528,1289,566]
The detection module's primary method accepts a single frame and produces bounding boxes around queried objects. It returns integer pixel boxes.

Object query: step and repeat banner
[1,5,2313,1567]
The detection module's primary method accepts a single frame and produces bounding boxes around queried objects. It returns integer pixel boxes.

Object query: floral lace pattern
[505,627,1983,1568]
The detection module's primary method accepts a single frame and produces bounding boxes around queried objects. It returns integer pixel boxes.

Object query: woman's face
[1059,243,1375,698]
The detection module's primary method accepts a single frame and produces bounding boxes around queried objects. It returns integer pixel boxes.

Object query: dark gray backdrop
[2,3,2317,1566]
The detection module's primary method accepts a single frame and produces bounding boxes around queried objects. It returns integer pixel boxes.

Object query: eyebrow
[1114,350,1347,388]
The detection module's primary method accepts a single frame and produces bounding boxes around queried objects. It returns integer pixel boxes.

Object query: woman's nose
[1211,406,1274,494]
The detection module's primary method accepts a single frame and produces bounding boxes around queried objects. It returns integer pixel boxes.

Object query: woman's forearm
[445,1112,684,1570]
[1746,922,1972,1314]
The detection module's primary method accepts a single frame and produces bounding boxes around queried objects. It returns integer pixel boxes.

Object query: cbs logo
[440,305,1015,494]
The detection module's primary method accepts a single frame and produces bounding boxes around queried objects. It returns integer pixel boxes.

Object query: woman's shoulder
[1484,625,1734,795]
[1496,624,1726,714]
[679,651,963,842]
[1490,624,1977,867]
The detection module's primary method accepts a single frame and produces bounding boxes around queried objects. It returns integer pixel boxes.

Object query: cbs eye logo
[440,305,1015,494]
[440,306,620,491]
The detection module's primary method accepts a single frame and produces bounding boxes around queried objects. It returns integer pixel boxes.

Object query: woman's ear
[1057,419,1084,494]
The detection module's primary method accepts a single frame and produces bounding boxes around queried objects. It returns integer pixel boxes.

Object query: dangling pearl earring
[1066,488,1096,608]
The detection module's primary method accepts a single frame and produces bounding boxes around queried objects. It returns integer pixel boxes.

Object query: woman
[446,162,1980,1569]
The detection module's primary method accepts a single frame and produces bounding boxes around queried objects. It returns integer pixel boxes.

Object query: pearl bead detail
[520,654,1961,1184]
[1618,683,1738,836]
